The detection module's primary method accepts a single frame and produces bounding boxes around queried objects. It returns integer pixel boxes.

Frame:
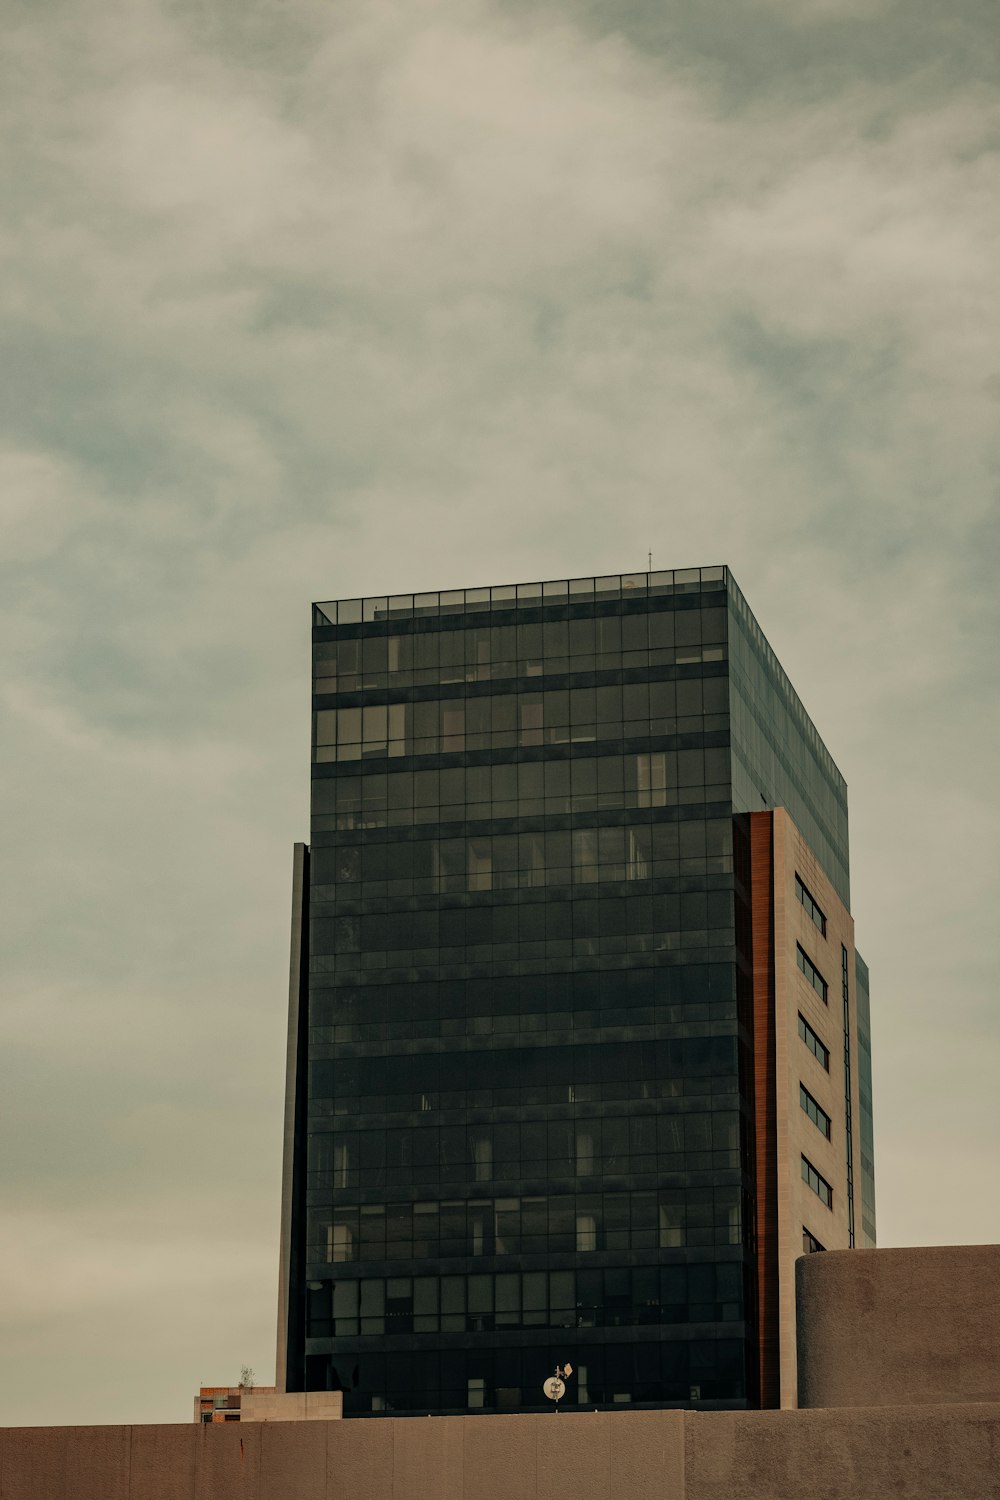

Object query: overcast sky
[2,0,998,1427]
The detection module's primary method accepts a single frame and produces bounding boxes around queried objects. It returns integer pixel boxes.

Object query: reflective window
[798,1014,830,1070]
[799,1084,832,1139]
[796,944,829,1003]
[801,1156,833,1208]
[795,874,827,936]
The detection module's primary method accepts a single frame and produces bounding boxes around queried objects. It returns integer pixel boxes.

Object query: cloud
[1,0,998,1423]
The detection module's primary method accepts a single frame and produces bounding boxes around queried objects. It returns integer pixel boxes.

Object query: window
[575,1214,597,1251]
[800,1084,832,1139]
[802,1228,826,1254]
[328,1223,353,1262]
[472,1134,493,1183]
[801,1156,833,1208]
[659,1202,684,1249]
[333,1141,352,1188]
[467,839,492,892]
[798,1014,830,1070]
[795,874,827,935]
[797,944,828,1002]
[635,752,667,807]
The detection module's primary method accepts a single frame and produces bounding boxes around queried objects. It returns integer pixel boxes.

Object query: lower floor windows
[802,1228,826,1254]
[306,1262,744,1339]
[305,1335,747,1413]
[801,1156,833,1209]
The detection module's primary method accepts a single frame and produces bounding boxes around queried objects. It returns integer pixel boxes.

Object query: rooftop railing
[314,566,727,626]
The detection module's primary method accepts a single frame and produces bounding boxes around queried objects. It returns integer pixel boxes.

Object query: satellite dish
[543,1363,574,1406]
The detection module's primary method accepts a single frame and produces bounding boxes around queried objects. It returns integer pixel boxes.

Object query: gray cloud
[1,0,998,1424]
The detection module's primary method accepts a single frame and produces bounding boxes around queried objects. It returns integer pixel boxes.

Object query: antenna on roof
[648,550,653,572]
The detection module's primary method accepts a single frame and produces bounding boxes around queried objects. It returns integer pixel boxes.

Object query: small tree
[239,1365,256,1390]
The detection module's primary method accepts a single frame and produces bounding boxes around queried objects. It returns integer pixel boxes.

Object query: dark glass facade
[727,578,849,906]
[284,566,857,1415]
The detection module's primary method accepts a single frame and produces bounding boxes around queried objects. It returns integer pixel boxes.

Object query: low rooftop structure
[194,1386,341,1424]
[4,1244,998,1499]
[797,1243,1000,1410]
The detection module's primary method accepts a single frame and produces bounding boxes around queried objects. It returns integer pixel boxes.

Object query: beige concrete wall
[798,1245,1000,1409]
[771,810,859,1408]
[240,1391,342,1422]
[684,1405,1000,1500]
[4,1405,1000,1500]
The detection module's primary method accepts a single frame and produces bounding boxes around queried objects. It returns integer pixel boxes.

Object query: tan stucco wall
[240,1390,343,1422]
[797,1244,1000,1410]
[771,809,858,1407]
[685,1405,1000,1500]
[3,1405,1000,1500]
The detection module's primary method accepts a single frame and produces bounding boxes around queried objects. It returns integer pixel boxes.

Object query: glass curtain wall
[726,579,850,907]
[302,569,750,1414]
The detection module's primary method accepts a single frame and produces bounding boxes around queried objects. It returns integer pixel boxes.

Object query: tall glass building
[277,566,875,1414]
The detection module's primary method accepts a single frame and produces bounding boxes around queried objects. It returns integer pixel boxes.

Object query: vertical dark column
[276,841,310,1392]
[855,953,876,1247]
[841,944,856,1250]
[748,811,779,1408]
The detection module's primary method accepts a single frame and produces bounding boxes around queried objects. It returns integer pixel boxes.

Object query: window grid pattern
[309,1110,742,1194]
[313,1186,742,1265]
[313,625,729,704]
[307,1264,743,1339]
[297,574,852,1415]
[312,819,733,899]
[305,586,745,1414]
[726,577,849,907]
[312,752,730,833]
[314,684,729,762]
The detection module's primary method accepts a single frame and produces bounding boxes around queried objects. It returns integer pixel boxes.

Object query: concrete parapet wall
[685,1406,1000,1500]
[797,1244,1000,1409]
[3,1404,1000,1500]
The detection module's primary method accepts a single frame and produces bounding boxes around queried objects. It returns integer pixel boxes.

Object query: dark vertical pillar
[276,842,310,1392]
[748,812,779,1408]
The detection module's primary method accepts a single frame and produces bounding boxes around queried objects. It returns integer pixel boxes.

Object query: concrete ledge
[797,1244,1000,1409]
[2,1405,1000,1500]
